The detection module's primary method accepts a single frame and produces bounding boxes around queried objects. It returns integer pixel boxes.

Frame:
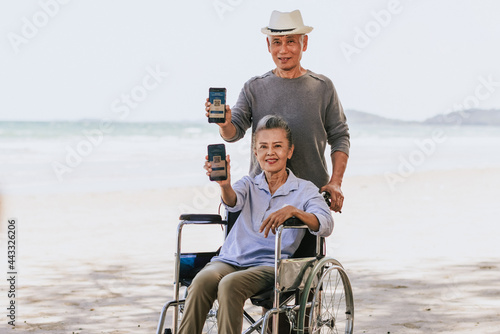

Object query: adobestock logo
[110,65,169,120]
[384,74,500,191]
[177,140,250,215]
[7,0,72,54]
[340,0,404,63]
[443,75,500,125]
[212,0,243,20]
[51,65,168,182]
[384,130,447,191]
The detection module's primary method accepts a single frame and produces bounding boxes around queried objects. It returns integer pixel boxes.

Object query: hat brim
[261,26,313,35]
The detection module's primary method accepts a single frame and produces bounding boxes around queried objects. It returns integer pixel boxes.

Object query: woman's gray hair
[252,115,293,149]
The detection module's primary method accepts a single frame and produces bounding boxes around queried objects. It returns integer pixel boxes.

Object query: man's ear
[302,35,308,52]
[266,36,271,53]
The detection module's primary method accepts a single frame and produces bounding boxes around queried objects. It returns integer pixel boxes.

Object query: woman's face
[254,128,293,173]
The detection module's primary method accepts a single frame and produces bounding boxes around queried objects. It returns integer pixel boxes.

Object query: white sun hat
[261,10,313,35]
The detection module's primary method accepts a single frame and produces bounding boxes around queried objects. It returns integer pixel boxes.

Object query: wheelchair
[156,209,354,334]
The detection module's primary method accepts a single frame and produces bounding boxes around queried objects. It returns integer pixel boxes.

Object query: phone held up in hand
[208,87,226,123]
[208,143,227,181]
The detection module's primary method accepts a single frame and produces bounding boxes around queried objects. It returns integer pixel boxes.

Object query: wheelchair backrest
[226,211,325,259]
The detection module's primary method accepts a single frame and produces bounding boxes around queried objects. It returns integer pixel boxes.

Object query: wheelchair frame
[156,213,354,334]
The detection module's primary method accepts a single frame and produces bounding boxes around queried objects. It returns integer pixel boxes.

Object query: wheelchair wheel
[298,258,354,334]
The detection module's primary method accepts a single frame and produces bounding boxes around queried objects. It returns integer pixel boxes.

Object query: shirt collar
[253,168,299,196]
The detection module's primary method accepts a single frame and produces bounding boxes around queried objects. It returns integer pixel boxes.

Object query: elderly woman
[178,115,333,334]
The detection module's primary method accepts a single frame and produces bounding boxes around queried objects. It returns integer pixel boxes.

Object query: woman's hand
[205,154,231,187]
[259,205,296,238]
[205,154,236,207]
[259,205,321,238]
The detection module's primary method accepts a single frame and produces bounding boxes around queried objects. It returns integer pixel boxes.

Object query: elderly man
[206,9,350,213]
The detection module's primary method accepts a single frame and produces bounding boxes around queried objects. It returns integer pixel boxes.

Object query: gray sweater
[227,70,350,189]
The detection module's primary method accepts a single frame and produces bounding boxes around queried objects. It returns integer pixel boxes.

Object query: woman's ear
[288,144,294,159]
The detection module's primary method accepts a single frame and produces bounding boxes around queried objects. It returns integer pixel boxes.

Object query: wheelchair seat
[176,212,322,306]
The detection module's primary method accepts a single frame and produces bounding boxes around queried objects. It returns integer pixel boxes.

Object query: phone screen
[208,144,227,181]
[208,88,226,123]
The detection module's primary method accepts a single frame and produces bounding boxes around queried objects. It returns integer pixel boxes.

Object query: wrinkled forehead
[268,34,304,41]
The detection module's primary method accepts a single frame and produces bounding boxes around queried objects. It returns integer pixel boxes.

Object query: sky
[1,0,500,122]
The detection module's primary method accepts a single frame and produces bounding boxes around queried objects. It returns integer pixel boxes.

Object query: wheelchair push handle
[321,191,331,207]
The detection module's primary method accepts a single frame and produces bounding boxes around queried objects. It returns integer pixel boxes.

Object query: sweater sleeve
[324,80,350,156]
[224,85,253,143]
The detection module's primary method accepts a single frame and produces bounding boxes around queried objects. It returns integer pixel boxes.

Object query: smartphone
[208,144,227,181]
[208,87,226,123]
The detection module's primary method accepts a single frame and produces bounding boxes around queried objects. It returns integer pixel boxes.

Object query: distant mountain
[423,109,500,126]
[345,110,414,125]
[345,109,500,126]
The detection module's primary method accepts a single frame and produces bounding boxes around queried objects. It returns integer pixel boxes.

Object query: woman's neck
[264,169,289,195]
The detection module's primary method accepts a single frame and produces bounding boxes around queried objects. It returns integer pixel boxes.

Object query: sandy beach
[1,166,499,333]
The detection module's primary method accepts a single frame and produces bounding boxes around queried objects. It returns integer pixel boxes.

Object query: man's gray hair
[253,115,293,149]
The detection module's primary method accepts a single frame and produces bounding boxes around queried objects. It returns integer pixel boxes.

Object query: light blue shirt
[211,170,334,267]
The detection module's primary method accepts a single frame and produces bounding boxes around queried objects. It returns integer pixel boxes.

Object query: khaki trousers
[178,261,274,334]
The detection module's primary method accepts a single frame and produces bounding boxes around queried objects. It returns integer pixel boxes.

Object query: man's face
[267,34,308,72]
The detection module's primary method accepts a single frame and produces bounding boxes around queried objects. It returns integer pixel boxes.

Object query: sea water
[0,121,251,194]
[1,121,500,194]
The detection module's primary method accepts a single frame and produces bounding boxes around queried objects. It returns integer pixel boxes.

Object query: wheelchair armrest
[283,217,307,227]
[280,217,325,259]
[179,214,225,223]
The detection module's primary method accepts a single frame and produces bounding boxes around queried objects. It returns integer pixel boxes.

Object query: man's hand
[205,98,237,140]
[320,182,344,213]
[259,205,296,238]
[324,151,348,212]
[205,98,233,128]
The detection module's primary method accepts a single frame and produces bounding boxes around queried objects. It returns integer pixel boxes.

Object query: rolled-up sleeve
[304,190,334,237]
[222,176,250,212]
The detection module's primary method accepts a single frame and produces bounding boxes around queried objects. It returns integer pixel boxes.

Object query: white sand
[1,167,499,333]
